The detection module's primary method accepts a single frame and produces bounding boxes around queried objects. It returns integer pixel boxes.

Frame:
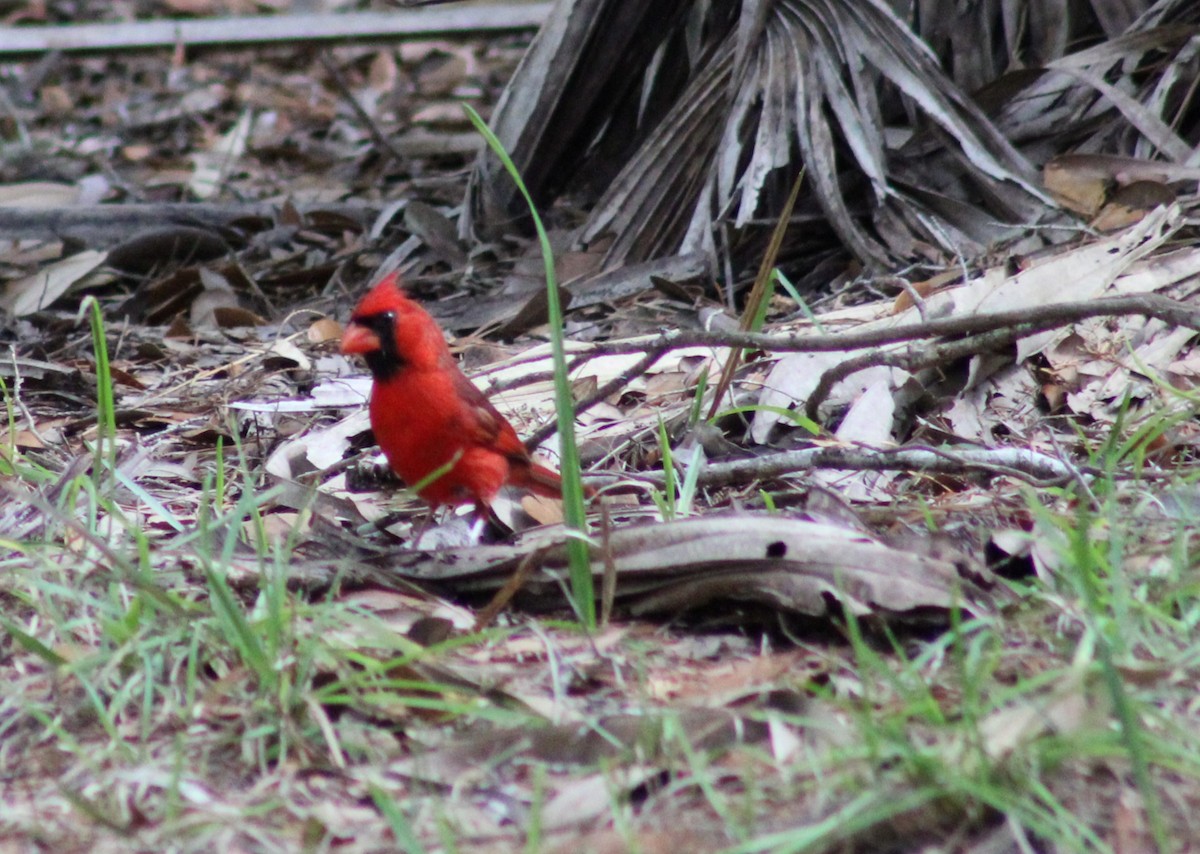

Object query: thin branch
[804,323,1037,420]
[319,53,409,169]
[482,293,1200,448]
[524,348,666,450]
[802,294,1200,419]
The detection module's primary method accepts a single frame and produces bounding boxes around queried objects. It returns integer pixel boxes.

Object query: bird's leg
[468,503,490,546]
[408,507,440,548]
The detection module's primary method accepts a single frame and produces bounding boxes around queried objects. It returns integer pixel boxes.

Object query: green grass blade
[463,103,593,626]
[369,784,428,853]
[85,297,117,473]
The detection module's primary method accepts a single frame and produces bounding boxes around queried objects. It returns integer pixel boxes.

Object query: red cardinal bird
[340,273,564,520]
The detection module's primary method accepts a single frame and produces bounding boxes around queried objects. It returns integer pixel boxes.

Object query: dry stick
[485,367,556,395]
[502,294,1198,447]
[524,348,665,450]
[318,53,409,170]
[804,323,1038,421]
[574,293,1200,357]
[0,6,551,56]
[484,349,600,396]
[578,294,1197,492]
[472,545,549,632]
[802,295,1200,419]
[6,349,53,451]
[629,445,1080,491]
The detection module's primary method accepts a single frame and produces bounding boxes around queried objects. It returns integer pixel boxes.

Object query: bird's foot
[409,508,492,549]
[467,512,488,545]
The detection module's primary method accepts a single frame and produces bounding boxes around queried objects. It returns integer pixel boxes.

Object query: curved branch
[576,293,1200,357]
[624,444,1080,490]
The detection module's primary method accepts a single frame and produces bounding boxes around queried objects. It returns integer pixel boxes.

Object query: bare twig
[481,293,1200,447]
[6,348,53,451]
[319,53,409,170]
[524,348,666,450]
[801,294,1200,419]
[804,323,1035,420]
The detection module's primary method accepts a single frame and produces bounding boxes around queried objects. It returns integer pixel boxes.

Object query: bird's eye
[382,311,396,324]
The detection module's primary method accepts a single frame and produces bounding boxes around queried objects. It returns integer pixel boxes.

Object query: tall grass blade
[463,103,593,626]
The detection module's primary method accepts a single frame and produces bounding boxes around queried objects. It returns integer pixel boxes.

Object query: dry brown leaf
[0,181,82,208]
[521,493,564,526]
[307,317,343,344]
[0,428,45,450]
[977,672,1100,764]
[0,249,107,316]
[1044,157,1111,215]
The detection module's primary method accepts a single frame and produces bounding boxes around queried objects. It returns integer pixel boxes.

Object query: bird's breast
[368,368,507,506]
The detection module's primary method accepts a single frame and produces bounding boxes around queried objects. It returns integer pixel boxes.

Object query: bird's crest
[351,271,410,319]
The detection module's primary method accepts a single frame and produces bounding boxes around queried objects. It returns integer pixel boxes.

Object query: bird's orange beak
[340,321,381,355]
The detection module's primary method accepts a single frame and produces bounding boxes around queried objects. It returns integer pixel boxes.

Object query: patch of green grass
[7,431,1200,851]
[7,237,1200,854]
[693,422,1200,852]
[0,389,550,846]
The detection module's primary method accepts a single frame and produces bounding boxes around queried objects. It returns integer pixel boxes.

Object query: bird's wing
[449,369,531,463]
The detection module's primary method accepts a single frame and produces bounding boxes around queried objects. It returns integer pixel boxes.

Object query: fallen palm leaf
[366,515,990,620]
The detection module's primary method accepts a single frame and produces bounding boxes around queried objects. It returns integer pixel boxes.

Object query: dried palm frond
[465,0,1199,283]
[463,0,699,236]
[910,0,1153,93]
[992,4,1200,160]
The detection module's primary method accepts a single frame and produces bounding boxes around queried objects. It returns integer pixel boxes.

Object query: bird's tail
[512,462,595,499]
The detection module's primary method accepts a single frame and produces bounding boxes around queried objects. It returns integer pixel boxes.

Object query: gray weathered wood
[0,6,550,56]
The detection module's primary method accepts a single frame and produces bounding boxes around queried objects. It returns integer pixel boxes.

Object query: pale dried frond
[467,0,1056,273]
[467,0,1200,278]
